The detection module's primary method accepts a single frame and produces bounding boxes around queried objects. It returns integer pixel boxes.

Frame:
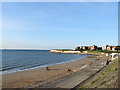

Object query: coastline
[2,53,105,88]
[2,54,92,75]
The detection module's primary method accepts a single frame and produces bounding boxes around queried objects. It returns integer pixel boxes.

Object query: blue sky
[2,2,118,49]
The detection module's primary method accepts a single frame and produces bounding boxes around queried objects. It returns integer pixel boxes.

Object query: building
[106,45,118,51]
[75,45,119,51]
[112,46,117,51]
[102,46,107,51]
[106,46,112,51]
[116,46,120,51]
[88,45,97,50]
[75,46,89,50]
[80,46,89,50]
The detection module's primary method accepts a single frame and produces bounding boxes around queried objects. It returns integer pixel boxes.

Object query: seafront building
[75,45,120,51]
[51,45,120,53]
[106,45,119,51]
[75,45,101,51]
[88,45,98,50]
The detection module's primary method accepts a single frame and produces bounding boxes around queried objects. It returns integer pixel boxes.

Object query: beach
[2,53,106,88]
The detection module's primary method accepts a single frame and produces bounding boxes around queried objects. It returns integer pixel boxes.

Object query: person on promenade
[67,68,71,71]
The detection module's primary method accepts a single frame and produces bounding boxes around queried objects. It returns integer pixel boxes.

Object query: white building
[102,46,106,51]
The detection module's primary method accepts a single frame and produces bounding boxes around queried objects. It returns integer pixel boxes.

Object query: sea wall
[50,50,63,53]
[50,50,88,54]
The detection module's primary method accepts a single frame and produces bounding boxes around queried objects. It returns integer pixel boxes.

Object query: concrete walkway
[40,57,107,88]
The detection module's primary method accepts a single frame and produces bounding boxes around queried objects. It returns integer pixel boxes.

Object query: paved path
[40,57,107,88]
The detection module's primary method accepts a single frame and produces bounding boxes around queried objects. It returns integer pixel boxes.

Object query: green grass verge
[78,58,118,88]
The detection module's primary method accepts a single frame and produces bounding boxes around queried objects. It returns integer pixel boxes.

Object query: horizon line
[1,44,119,50]
[1,0,119,2]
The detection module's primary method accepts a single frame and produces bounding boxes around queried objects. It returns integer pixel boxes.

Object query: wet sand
[2,53,105,88]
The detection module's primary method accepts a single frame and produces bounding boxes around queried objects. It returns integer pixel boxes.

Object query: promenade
[40,56,107,88]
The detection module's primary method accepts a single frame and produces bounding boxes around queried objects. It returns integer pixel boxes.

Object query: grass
[78,58,118,88]
[87,56,97,58]
[86,50,120,53]
[91,80,97,85]
[100,81,106,86]
[112,76,115,79]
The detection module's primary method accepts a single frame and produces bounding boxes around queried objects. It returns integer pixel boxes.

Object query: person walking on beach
[46,67,50,70]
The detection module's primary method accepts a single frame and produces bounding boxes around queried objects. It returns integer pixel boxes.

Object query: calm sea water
[2,50,92,74]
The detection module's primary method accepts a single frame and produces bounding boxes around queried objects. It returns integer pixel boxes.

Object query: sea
[1,50,92,74]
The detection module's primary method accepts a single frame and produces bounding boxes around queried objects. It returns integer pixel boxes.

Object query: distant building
[75,45,119,51]
[75,46,89,50]
[106,46,112,51]
[89,45,97,50]
[106,45,118,51]
[112,46,117,51]
[116,46,120,51]
[80,46,89,50]
[102,46,107,51]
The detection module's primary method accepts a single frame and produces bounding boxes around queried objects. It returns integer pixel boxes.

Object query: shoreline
[2,54,92,75]
[2,53,105,88]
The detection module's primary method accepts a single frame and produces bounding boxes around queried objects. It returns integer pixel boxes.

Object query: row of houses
[75,45,120,51]
[105,45,120,51]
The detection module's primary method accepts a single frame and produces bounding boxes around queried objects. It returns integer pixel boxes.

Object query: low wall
[62,51,81,54]
[50,50,63,53]
[50,50,88,54]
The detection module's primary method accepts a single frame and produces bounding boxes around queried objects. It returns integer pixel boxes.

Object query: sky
[2,2,118,49]
[1,0,120,2]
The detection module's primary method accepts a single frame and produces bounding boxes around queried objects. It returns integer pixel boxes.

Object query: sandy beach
[2,53,106,88]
